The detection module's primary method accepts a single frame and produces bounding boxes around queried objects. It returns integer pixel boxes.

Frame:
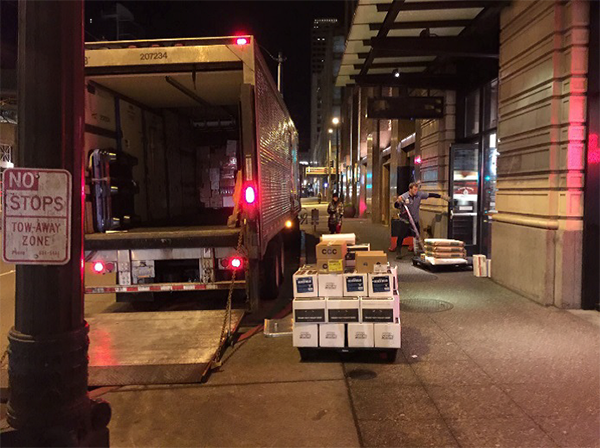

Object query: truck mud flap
[87,309,244,386]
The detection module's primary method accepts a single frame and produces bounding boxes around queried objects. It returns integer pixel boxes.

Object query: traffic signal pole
[2,1,110,446]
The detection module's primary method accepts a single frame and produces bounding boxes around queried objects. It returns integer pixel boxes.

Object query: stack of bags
[292,234,401,350]
[421,238,468,265]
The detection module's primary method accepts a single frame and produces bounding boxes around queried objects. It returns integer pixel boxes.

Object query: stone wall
[416,90,456,238]
[493,0,589,307]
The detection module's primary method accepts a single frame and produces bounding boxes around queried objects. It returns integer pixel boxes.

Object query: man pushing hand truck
[390,182,450,259]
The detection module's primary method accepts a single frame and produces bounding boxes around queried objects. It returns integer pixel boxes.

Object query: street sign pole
[3,1,110,446]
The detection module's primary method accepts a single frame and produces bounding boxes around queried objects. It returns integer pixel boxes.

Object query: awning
[336,0,506,90]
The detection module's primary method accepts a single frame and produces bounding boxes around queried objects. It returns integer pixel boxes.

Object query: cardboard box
[316,259,329,272]
[326,297,360,323]
[293,323,319,347]
[293,268,319,297]
[318,273,344,297]
[368,272,394,297]
[361,297,399,323]
[348,323,374,348]
[319,323,345,348]
[293,297,326,323]
[343,271,368,297]
[473,255,487,277]
[345,244,371,262]
[374,323,401,348]
[315,241,347,260]
[355,251,387,273]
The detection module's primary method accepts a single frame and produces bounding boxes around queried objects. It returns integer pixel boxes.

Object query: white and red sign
[2,168,72,265]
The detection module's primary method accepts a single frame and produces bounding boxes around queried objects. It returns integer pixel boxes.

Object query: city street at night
[0,0,599,447]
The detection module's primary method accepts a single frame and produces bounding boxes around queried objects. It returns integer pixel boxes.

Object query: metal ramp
[87,309,244,386]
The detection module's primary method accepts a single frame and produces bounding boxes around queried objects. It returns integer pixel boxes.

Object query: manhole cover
[400,299,454,313]
[346,369,377,380]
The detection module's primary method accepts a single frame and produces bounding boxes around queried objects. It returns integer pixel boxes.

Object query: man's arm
[395,192,410,208]
[422,192,450,201]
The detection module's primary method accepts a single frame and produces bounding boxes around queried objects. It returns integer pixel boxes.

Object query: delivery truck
[83,36,300,310]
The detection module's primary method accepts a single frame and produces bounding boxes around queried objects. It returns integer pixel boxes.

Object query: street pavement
[1,200,599,446]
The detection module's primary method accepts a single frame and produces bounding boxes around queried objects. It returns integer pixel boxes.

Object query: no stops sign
[2,168,72,265]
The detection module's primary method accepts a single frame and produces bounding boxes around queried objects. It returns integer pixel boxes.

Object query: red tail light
[93,261,105,273]
[236,37,249,46]
[245,186,256,205]
[230,257,243,270]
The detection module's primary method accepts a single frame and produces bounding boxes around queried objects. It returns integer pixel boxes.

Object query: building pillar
[492,0,589,307]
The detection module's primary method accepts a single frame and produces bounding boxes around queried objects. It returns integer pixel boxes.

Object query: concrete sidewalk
[2,210,599,447]
[98,215,600,447]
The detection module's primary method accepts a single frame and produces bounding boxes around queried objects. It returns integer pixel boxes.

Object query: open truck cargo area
[83,36,300,308]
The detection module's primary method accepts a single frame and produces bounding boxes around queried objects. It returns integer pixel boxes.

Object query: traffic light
[89,148,140,232]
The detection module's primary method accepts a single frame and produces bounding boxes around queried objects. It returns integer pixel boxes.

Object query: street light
[331,117,340,195]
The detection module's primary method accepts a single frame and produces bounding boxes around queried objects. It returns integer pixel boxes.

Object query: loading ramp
[87,309,244,386]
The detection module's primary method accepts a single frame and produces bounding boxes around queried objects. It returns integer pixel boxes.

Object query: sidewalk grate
[400,298,453,313]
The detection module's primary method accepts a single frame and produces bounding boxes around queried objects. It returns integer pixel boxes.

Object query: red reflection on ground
[90,328,116,366]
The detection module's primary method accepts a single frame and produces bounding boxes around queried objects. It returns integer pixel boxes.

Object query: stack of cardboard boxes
[198,140,238,209]
[293,235,401,351]
[420,238,468,265]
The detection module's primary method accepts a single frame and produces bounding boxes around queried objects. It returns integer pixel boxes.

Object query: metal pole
[5,1,110,445]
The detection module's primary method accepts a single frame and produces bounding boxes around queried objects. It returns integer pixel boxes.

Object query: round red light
[93,261,105,273]
[236,37,248,46]
[221,259,230,268]
[245,186,256,204]
[230,257,242,269]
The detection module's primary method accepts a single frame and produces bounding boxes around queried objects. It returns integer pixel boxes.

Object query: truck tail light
[245,185,256,205]
[93,261,105,273]
[91,261,114,274]
[236,37,249,46]
[230,257,243,270]
[285,219,293,229]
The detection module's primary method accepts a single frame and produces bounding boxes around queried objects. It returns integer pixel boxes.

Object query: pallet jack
[400,201,472,272]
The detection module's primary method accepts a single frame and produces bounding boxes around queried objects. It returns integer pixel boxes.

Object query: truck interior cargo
[84,66,245,235]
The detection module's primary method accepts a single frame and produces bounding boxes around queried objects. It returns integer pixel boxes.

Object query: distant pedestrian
[327,192,343,234]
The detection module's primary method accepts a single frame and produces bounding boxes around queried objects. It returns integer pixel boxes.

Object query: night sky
[85,1,346,154]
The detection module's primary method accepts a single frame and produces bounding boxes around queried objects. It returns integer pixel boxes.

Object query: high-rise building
[310,18,343,166]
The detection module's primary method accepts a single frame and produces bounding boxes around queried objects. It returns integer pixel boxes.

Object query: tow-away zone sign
[2,168,72,264]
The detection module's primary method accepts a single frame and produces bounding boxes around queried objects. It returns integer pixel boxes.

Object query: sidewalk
[2,212,599,447]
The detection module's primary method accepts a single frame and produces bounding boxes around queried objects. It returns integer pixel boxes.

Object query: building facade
[335,0,598,310]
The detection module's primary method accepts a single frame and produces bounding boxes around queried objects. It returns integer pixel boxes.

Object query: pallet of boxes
[292,233,400,362]
[413,238,469,271]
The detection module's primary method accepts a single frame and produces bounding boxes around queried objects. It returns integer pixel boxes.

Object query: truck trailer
[83,36,300,310]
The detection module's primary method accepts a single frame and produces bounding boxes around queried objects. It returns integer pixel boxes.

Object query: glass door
[448,144,479,252]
